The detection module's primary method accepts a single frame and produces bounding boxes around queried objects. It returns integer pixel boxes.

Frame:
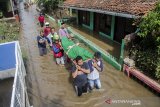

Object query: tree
[138,2,160,43]
[38,0,65,12]
[129,2,160,80]
[137,2,160,79]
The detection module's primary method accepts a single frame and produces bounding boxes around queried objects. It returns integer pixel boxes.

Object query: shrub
[129,2,160,80]
[0,20,20,43]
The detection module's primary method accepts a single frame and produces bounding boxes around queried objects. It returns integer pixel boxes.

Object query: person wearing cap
[52,35,65,66]
[52,34,60,42]
[58,22,70,39]
[87,52,103,91]
[44,22,51,37]
[38,13,45,27]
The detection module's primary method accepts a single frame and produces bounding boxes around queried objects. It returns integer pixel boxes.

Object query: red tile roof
[62,0,158,16]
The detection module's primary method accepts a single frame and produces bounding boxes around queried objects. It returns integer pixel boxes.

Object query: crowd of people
[37,13,104,96]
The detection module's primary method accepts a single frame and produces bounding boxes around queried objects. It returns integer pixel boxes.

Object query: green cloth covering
[61,37,93,61]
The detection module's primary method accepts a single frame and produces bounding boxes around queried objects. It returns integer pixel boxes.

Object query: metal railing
[10,41,31,107]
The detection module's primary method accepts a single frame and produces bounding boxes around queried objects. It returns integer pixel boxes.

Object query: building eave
[59,5,140,19]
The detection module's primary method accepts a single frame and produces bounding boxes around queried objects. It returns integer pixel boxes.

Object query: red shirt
[38,16,44,22]
[44,27,51,36]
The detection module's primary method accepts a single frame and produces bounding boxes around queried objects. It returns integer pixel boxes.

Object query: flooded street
[19,3,160,107]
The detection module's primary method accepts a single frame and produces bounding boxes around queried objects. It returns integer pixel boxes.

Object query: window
[72,9,77,17]
[82,11,90,26]
[99,14,112,36]
[124,18,135,35]
[72,9,76,14]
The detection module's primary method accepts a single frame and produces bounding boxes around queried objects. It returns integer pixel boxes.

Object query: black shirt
[71,62,89,86]
[37,35,50,48]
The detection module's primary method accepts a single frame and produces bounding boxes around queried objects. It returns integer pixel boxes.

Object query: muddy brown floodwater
[19,2,160,107]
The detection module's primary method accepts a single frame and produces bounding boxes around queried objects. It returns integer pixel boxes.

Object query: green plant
[156,60,160,79]
[38,0,64,12]
[129,2,160,80]
[138,3,160,41]
[0,20,20,43]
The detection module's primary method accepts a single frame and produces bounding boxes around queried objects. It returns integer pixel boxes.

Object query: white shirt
[47,32,58,45]
[87,61,101,80]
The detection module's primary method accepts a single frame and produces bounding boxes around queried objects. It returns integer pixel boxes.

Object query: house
[0,41,31,107]
[0,0,19,18]
[60,0,158,44]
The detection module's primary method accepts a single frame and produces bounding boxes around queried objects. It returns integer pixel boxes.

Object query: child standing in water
[52,34,65,66]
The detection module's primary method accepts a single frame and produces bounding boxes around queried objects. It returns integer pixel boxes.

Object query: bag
[53,45,63,58]
[53,44,60,54]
